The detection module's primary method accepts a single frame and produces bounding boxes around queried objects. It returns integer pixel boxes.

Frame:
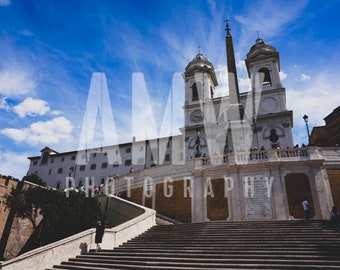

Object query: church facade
[27,23,340,222]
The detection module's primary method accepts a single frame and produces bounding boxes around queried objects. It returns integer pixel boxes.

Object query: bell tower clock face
[190,110,203,122]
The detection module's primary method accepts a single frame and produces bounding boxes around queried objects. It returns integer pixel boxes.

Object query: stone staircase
[47,220,340,269]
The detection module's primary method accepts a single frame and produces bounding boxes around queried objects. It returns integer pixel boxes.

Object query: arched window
[259,67,272,88]
[192,83,199,101]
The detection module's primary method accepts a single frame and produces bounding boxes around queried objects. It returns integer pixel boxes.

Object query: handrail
[0,195,156,270]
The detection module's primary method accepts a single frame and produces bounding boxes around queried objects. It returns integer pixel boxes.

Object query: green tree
[22,173,46,187]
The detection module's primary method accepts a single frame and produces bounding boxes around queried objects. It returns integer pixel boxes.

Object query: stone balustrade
[195,146,340,168]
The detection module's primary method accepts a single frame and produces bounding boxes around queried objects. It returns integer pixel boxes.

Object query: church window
[192,83,199,101]
[259,67,272,88]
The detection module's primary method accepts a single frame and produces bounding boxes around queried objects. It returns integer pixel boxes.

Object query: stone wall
[0,178,18,238]
[327,169,340,208]
[0,179,43,260]
[113,147,339,223]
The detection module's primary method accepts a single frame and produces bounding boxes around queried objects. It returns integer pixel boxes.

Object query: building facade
[26,23,340,223]
[311,106,340,147]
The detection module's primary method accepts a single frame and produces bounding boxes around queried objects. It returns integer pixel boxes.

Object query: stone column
[309,166,334,220]
[191,171,207,223]
[270,166,290,220]
[227,169,243,221]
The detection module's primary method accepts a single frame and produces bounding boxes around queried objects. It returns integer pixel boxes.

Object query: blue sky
[0,0,340,179]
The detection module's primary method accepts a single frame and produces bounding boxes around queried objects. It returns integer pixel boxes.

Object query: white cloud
[236,59,247,72]
[13,97,61,118]
[0,67,36,96]
[300,74,311,81]
[0,116,74,145]
[215,64,229,97]
[287,71,340,145]
[0,150,29,180]
[0,0,11,7]
[280,71,288,80]
[0,97,9,110]
[239,77,251,92]
[235,1,308,52]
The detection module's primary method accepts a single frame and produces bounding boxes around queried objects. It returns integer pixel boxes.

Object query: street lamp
[303,114,310,145]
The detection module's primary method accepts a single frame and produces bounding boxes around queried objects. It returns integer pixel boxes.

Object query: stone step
[74,253,340,262]
[101,248,340,256]
[128,235,340,241]
[48,220,340,270]
[52,259,340,270]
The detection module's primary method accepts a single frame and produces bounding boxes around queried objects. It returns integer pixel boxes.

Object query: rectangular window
[90,164,96,170]
[165,154,171,161]
[61,157,65,162]
[48,169,52,175]
[71,155,76,160]
[79,165,86,171]
[125,159,132,166]
[58,168,63,174]
[126,147,131,153]
[101,162,108,169]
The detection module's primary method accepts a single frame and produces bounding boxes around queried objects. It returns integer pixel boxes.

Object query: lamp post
[303,114,310,145]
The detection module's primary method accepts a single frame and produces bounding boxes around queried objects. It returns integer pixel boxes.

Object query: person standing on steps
[95,220,105,251]
[330,206,340,226]
[302,197,310,221]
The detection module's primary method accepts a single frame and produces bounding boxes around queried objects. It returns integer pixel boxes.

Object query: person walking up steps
[302,197,310,221]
